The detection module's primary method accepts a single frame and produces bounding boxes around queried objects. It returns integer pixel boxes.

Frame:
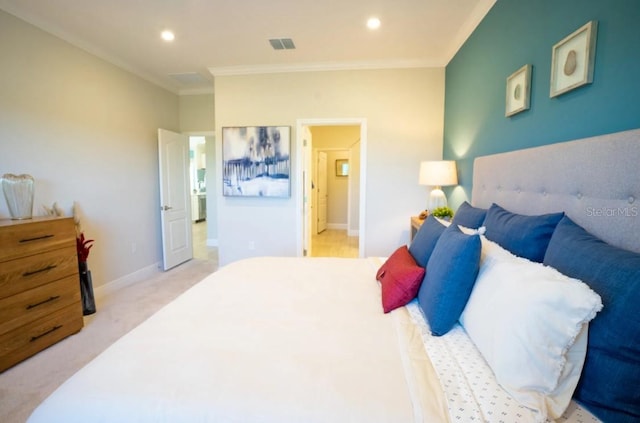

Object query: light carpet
[0,256,217,423]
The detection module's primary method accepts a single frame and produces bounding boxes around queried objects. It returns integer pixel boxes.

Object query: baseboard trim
[95,262,162,297]
[348,229,359,237]
[327,223,348,230]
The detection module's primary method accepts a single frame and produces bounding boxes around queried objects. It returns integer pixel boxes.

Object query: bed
[28,128,640,423]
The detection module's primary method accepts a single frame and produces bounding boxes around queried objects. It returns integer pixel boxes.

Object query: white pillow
[434,216,486,236]
[459,237,603,421]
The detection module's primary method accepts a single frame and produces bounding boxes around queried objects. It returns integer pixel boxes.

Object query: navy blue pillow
[483,203,563,262]
[451,201,487,229]
[543,216,640,423]
[417,224,481,336]
[408,214,446,267]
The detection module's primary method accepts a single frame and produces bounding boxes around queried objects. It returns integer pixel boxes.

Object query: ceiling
[0,0,495,94]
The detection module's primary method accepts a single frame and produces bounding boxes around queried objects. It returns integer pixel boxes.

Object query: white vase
[2,173,35,220]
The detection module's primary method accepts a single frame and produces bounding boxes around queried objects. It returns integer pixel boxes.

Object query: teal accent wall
[444,0,640,207]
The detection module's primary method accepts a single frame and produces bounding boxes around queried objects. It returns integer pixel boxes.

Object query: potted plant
[431,206,454,221]
[77,232,96,315]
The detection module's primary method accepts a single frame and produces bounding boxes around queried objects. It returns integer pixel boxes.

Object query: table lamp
[419,160,458,211]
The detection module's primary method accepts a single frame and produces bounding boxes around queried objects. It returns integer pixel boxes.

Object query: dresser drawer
[0,217,76,262]
[0,304,83,372]
[0,246,78,300]
[0,275,81,335]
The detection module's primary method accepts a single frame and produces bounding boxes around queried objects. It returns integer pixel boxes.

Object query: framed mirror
[335,159,349,176]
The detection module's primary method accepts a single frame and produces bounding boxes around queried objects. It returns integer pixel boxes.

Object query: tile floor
[310,229,359,258]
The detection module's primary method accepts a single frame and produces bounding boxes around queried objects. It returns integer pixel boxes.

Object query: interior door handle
[162,205,173,211]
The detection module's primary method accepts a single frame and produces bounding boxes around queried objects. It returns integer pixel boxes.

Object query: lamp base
[427,188,447,211]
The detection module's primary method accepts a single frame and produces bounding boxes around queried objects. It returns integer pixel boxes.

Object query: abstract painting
[222,126,291,197]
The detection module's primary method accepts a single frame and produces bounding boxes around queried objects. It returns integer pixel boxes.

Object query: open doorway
[311,138,358,257]
[188,135,217,263]
[297,119,366,259]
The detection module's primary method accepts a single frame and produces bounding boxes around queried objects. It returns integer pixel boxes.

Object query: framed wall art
[335,159,349,176]
[505,64,532,117]
[550,20,598,98]
[222,126,291,197]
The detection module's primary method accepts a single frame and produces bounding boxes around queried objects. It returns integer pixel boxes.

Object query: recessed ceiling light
[161,30,175,42]
[367,17,381,30]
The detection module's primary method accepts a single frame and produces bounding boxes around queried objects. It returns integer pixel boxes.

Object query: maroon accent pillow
[376,246,426,313]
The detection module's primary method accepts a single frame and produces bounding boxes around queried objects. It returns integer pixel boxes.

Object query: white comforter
[28,257,449,423]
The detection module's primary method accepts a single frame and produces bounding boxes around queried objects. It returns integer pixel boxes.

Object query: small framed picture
[550,20,598,98]
[505,64,532,117]
[335,159,349,176]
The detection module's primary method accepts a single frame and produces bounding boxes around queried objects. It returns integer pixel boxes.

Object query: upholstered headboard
[472,128,640,253]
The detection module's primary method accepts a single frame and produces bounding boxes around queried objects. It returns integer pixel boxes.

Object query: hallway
[311,229,359,258]
[192,221,218,264]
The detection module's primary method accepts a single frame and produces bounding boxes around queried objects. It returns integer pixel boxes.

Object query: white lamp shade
[419,160,458,187]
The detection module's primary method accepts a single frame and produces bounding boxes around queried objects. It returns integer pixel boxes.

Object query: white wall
[179,94,214,133]
[0,10,179,286]
[214,68,445,264]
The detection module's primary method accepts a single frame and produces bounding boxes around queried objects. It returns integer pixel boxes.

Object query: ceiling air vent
[269,38,296,50]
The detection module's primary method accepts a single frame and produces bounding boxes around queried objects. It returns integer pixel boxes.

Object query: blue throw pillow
[483,203,563,262]
[451,201,487,229]
[417,224,481,336]
[408,214,446,267]
[543,216,640,423]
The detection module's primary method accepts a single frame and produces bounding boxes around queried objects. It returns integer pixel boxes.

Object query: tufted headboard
[472,128,640,253]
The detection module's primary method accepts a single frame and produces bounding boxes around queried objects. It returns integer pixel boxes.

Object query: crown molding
[178,87,215,96]
[443,0,496,65]
[1,4,181,94]
[209,59,443,77]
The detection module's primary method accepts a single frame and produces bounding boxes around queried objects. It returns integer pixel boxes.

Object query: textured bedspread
[28,257,449,422]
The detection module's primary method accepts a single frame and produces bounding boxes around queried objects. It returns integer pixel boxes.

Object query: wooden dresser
[0,216,83,372]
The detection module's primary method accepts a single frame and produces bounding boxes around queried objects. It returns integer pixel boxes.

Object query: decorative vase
[78,261,96,316]
[1,173,35,220]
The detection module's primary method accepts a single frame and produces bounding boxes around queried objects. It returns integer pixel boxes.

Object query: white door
[317,151,328,233]
[158,128,193,270]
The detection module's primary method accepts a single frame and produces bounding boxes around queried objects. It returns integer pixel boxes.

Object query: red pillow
[376,246,426,313]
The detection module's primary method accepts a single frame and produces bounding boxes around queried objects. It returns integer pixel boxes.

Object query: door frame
[185,131,217,248]
[296,118,367,257]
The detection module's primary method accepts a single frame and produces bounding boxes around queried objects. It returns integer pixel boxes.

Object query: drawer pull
[19,234,54,243]
[23,265,57,277]
[30,325,63,342]
[26,295,61,310]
